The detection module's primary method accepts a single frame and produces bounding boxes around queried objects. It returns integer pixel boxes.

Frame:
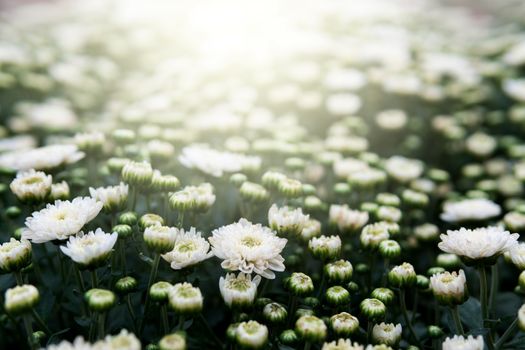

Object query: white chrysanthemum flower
[98,329,141,350]
[439,227,519,263]
[44,336,92,350]
[143,225,177,253]
[168,282,203,315]
[333,158,369,179]
[300,219,322,241]
[442,335,483,350]
[0,144,84,171]
[503,79,525,102]
[360,223,390,249]
[209,218,287,279]
[509,242,525,270]
[162,227,213,270]
[384,156,423,183]
[440,198,501,223]
[322,339,364,350]
[309,235,342,260]
[430,270,467,305]
[0,238,32,273]
[348,167,386,188]
[268,204,309,236]
[372,323,402,346]
[235,320,269,349]
[22,197,103,243]
[219,272,261,308]
[10,169,52,203]
[375,110,407,130]
[179,144,261,177]
[89,182,129,212]
[325,93,362,115]
[465,132,496,157]
[50,181,70,201]
[60,228,117,269]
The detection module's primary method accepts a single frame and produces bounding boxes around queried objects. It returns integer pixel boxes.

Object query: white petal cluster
[440,198,501,223]
[509,242,525,270]
[162,227,213,270]
[333,158,369,179]
[219,272,261,308]
[179,144,261,177]
[384,156,423,183]
[209,218,287,279]
[22,197,103,243]
[0,238,31,272]
[89,182,129,212]
[372,322,402,346]
[442,335,483,350]
[268,204,309,236]
[60,228,118,268]
[0,144,84,171]
[360,222,390,249]
[329,204,369,232]
[430,270,467,304]
[44,329,140,350]
[438,226,519,261]
[10,169,52,202]
[322,339,364,350]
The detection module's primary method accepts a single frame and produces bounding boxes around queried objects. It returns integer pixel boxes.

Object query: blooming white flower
[375,110,407,130]
[143,225,177,253]
[322,339,364,350]
[45,336,92,350]
[162,227,213,270]
[430,270,467,305]
[300,219,322,241]
[440,198,501,223]
[333,158,369,179]
[10,169,52,203]
[89,182,129,212]
[0,238,32,273]
[509,242,525,270]
[360,223,390,249]
[372,323,402,346]
[503,79,525,102]
[384,156,423,183]
[439,226,519,262]
[98,329,141,350]
[268,204,309,236]
[0,144,84,171]
[219,272,261,308]
[60,229,117,269]
[168,282,203,315]
[209,218,287,279]
[442,335,483,350]
[235,321,268,349]
[465,132,496,157]
[22,197,103,243]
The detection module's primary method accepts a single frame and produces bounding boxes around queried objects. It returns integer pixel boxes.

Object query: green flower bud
[143,225,176,253]
[329,312,359,337]
[416,275,430,290]
[150,281,173,303]
[427,267,446,277]
[324,286,350,306]
[139,213,165,231]
[115,276,138,294]
[519,271,525,291]
[360,298,386,322]
[427,325,444,338]
[295,308,315,319]
[304,196,324,212]
[168,282,203,315]
[5,206,21,219]
[119,211,138,226]
[33,330,46,345]
[371,288,395,305]
[113,224,133,239]
[227,323,240,342]
[13,227,23,240]
[49,181,70,201]
[278,178,303,198]
[286,272,314,296]
[255,298,273,309]
[0,238,32,273]
[85,288,115,312]
[376,193,400,207]
[295,315,327,343]
[378,240,401,259]
[436,254,462,270]
[303,297,320,309]
[388,263,417,288]
[355,263,370,274]
[121,161,153,188]
[361,202,379,214]
[230,173,248,187]
[4,284,39,315]
[334,183,351,196]
[279,329,299,346]
[263,302,288,324]
[324,260,353,284]
[262,171,287,190]
[159,332,186,350]
[375,206,402,223]
[302,184,316,196]
[240,182,269,203]
[402,189,429,207]
[235,320,268,349]
[107,157,130,174]
[151,172,181,193]
[346,281,359,293]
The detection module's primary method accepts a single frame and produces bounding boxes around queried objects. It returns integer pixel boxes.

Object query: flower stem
[14,271,23,285]
[400,288,421,347]
[31,309,51,334]
[97,312,105,340]
[161,304,169,334]
[450,305,464,335]
[22,314,36,350]
[489,264,498,316]
[139,254,161,334]
[198,313,224,349]
[126,294,136,331]
[91,269,98,288]
[478,266,495,350]
[74,265,85,293]
[495,317,519,349]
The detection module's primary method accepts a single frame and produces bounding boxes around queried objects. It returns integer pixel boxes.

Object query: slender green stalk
[400,289,422,347]
[91,269,98,288]
[450,306,464,335]
[97,312,105,340]
[495,317,519,349]
[31,309,51,334]
[198,314,224,349]
[287,295,297,326]
[22,314,36,350]
[161,304,169,334]
[14,271,23,285]
[74,265,85,293]
[126,294,136,330]
[177,315,185,331]
[177,212,185,228]
[489,264,498,316]
[367,321,372,344]
[119,241,127,274]
[139,254,161,334]
[478,266,495,350]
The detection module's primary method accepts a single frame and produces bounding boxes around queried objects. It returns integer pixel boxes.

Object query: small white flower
[209,218,287,279]
[509,242,525,270]
[143,225,177,253]
[309,235,342,260]
[45,336,92,350]
[322,339,364,350]
[162,227,213,270]
[300,219,322,241]
[0,144,84,171]
[384,156,423,183]
[22,197,103,243]
[235,320,268,349]
[50,181,70,201]
[10,169,52,203]
[440,198,501,223]
[219,272,261,308]
[519,304,525,331]
[375,110,407,130]
[325,93,362,115]
[60,228,117,269]
[329,204,369,233]
[268,204,309,236]
[333,158,369,179]
[430,270,467,305]
[99,329,141,350]
[360,223,390,249]
[0,238,32,273]
[439,226,519,261]
[372,322,402,346]
[503,78,525,102]
[168,282,203,314]
[89,182,129,212]
[442,335,483,350]
[465,132,497,157]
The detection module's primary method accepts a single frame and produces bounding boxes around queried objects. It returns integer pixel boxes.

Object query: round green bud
[230,173,248,187]
[113,224,133,239]
[324,260,353,284]
[254,298,273,309]
[304,196,324,212]
[107,157,130,174]
[151,172,181,193]
[115,276,138,294]
[5,206,21,219]
[240,182,269,203]
[159,332,186,350]
[262,171,287,190]
[347,281,359,293]
[279,329,299,346]
[150,281,173,303]
[416,275,430,290]
[388,263,417,288]
[119,211,138,226]
[376,193,400,207]
[227,323,240,342]
[329,312,359,337]
[361,202,379,214]
[285,254,300,269]
[325,286,350,307]
[295,315,327,343]
[13,227,23,240]
[168,282,203,315]
[139,213,164,231]
[427,267,446,277]
[263,302,288,324]
[334,183,351,196]
[286,272,314,297]
[355,263,370,274]
[402,189,429,207]
[302,184,316,196]
[278,178,303,198]
[85,288,115,312]
[121,161,153,188]
[378,240,401,259]
[235,320,268,350]
[436,253,462,270]
[371,288,395,305]
[112,129,136,145]
[33,330,46,345]
[360,298,386,322]
[295,308,315,319]
[427,325,444,338]
[285,157,305,171]
[303,297,320,309]
[4,284,39,315]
